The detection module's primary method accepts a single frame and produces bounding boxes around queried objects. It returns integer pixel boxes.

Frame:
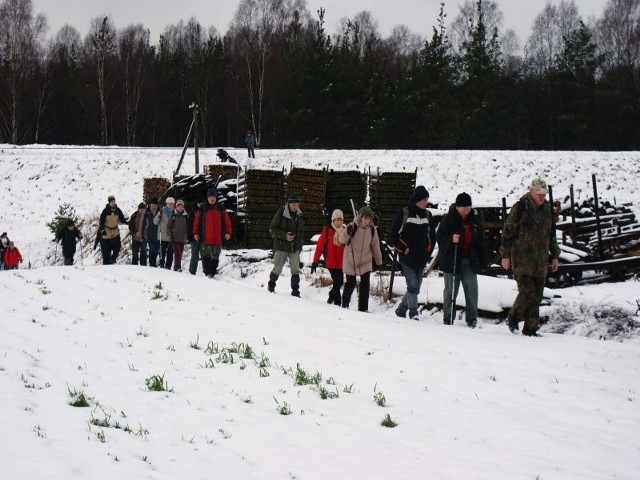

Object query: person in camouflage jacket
[501,177,560,336]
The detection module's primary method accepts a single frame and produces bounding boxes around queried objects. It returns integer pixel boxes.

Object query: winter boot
[267,273,278,293]
[467,318,477,329]
[409,309,420,321]
[291,274,301,297]
[522,327,542,337]
[395,304,407,318]
[507,316,521,334]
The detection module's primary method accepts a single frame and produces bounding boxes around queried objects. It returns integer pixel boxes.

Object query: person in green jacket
[501,177,560,336]
[268,193,304,297]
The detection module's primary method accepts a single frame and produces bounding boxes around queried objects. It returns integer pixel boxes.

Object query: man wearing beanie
[193,187,232,277]
[388,185,437,320]
[437,192,487,328]
[98,195,127,265]
[268,193,304,296]
[128,202,148,266]
[501,177,560,336]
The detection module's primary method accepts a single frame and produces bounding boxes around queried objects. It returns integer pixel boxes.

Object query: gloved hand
[347,224,355,236]
[310,262,318,274]
[100,230,106,236]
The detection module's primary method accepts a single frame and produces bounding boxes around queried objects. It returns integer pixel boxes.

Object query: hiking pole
[450,243,458,325]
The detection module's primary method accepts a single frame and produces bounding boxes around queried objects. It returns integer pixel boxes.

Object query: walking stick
[450,243,458,325]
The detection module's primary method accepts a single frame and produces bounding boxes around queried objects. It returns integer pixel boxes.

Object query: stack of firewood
[287,167,328,242]
[143,177,172,204]
[326,170,367,223]
[241,168,285,248]
[369,168,416,240]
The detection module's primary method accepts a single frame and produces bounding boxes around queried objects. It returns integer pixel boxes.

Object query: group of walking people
[95,189,232,276]
[271,176,560,337]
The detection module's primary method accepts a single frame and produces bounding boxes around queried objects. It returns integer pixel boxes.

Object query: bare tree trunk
[85,16,116,146]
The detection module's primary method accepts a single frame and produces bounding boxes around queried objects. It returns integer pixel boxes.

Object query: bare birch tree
[118,24,152,145]
[449,0,504,54]
[525,0,581,76]
[0,0,46,144]
[85,16,116,145]
[229,0,307,145]
[595,0,640,70]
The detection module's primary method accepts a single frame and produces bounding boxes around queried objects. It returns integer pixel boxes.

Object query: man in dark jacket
[188,199,204,275]
[193,187,232,277]
[56,219,83,265]
[128,202,147,266]
[268,193,304,296]
[437,192,488,328]
[98,195,127,265]
[501,177,560,336]
[388,186,436,320]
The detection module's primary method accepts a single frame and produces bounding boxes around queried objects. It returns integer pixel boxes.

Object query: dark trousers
[328,268,344,305]
[247,146,255,158]
[147,241,160,267]
[189,241,201,274]
[160,241,173,269]
[132,239,147,265]
[100,236,121,265]
[511,275,546,333]
[342,271,371,312]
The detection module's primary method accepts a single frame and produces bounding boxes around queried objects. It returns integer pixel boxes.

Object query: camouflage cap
[530,177,548,194]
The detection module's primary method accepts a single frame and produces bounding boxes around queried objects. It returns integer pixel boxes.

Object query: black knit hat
[138,202,146,209]
[207,186,218,198]
[455,192,472,207]
[411,186,430,203]
[288,193,301,203]
[149,197,159,205]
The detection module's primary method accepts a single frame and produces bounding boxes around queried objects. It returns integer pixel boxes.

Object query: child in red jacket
[3,241,23,270]
[311,209,346,305]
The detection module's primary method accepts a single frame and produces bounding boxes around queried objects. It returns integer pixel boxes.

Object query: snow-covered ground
[1,145,639,479]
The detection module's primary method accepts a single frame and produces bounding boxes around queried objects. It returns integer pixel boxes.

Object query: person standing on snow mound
[193,187,232,278]
[388,186,436,321]
[245,130,256,158]
[437,192,487,328]
[98,195,127,265]
[56,219,83,266]
[501,177,560,337]
[338,206,383,312]
[268,193,304,296]
[311,209,346,306]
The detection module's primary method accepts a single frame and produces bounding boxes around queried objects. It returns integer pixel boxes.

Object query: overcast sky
[31,0,608,45]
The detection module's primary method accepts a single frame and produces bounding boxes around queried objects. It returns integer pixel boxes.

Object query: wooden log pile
[241,169,285,249]
[287,167,328,242]
[556,198,640,254]
[368,169,416,241]
[326,170,367,223]
[143,177,172,203]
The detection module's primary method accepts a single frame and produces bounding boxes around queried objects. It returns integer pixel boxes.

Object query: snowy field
[1,145,639,479]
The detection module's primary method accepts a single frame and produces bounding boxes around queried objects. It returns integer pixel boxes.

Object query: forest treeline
[1,0,639,150]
